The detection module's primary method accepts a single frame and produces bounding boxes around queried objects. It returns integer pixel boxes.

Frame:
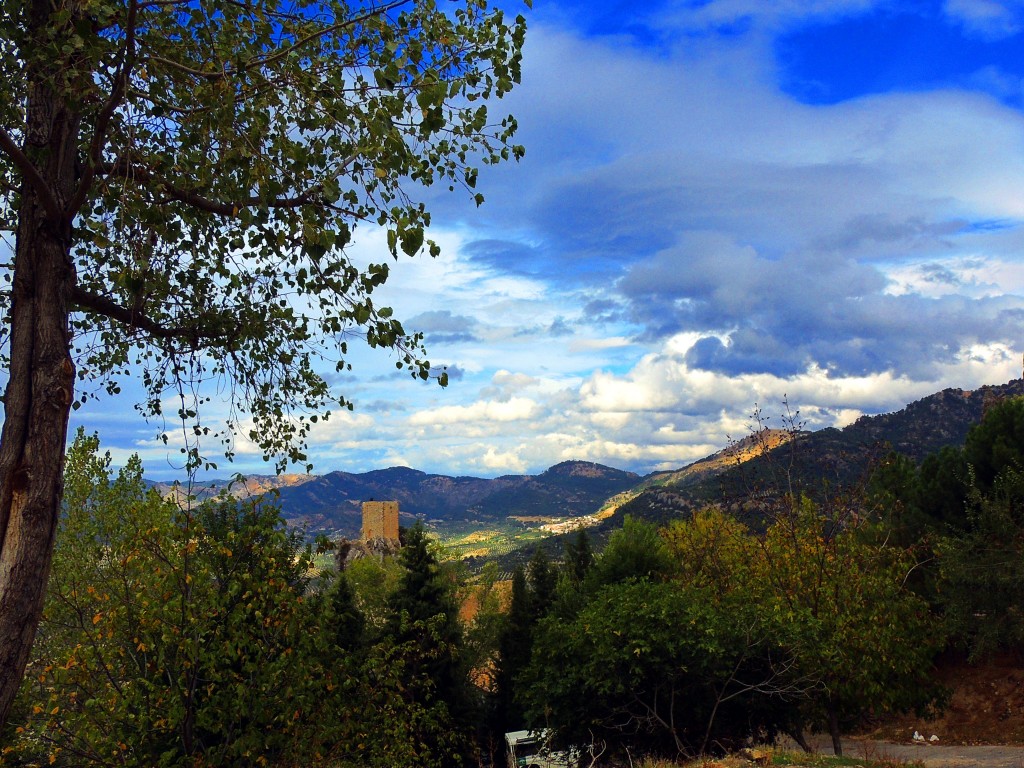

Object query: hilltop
[147,473,315,507]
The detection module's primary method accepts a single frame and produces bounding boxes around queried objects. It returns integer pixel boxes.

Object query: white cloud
[884,255,1024,298]
[491,370,540,390]
[477,447,529,474]
[70,5,1024,482]
[408,396,540,427]
[944,0,1024,38]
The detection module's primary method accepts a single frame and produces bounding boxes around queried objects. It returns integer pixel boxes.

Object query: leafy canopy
[0,0,526,470]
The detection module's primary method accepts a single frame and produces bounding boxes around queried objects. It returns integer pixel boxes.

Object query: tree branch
[98,159,336,216]
[0,126,63,222]
[67,0,139,219]
[246,1,410,73]
[144,0,411,82]
[70,285,231,345]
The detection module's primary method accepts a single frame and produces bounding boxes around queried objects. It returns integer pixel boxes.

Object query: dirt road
[816,737,1024,767]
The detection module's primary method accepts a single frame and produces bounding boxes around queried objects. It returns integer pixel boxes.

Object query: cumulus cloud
[615,233,1024,378]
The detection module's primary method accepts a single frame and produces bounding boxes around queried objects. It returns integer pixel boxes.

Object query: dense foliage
[867,396,1024,659]
[517,512,941,759]
[2,435,489,767]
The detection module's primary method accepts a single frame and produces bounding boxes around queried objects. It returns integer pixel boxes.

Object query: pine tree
[329,573,366,653]
[565,528,594,584]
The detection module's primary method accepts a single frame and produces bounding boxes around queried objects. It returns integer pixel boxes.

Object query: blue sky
[78,0,1024,479]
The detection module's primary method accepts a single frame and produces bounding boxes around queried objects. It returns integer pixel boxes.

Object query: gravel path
[813,737,1024,767]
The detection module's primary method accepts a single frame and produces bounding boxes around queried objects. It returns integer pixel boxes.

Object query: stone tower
[361,500,399,542]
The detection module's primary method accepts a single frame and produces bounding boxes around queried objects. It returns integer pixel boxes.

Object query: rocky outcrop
[334,536,402,570]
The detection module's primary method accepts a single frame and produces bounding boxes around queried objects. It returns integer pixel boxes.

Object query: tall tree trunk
[0,6,79,727]
[826,700,843,757]
[785,727,813,754]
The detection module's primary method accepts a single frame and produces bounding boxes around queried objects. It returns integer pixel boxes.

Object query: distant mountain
[273,460,641,536]
[148,473,315,506]
[611,379,1024,529]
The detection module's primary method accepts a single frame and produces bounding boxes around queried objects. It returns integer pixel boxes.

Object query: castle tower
[361,500,399,542]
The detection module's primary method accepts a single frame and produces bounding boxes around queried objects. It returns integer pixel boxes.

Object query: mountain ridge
[272,459,641,536]
[146,379,1024,543]
[610,379,1024,530]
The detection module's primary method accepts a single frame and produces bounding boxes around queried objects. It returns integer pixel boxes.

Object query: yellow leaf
[374,167,387,179]
[92,613,102,625]
[50,706,60,715]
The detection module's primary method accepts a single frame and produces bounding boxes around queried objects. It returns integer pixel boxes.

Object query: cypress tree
[386,521,474,764]
[564,528,594,584]
[527,547,557,618]
[329,572,365,653]
[494,566,532,729]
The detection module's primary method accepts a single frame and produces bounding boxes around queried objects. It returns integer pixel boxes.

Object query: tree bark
[0,1,79,728]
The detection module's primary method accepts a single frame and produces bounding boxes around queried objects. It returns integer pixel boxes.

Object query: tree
[0,0,526,727]
[345,550,404,637]
[385,521,474,765]
[752,498,943,756]
[964,396,1024,492]
[521,579,781,759]
[7,433,490,766]
[6,432,338,766]
[526,545,557,618]
[493,566,531,730]
[329,571,367,653]
[917,446,969,530]
[585,514,672,590]
[564,528,593,584]
[941,466,1024,658]
[663,502,943,757]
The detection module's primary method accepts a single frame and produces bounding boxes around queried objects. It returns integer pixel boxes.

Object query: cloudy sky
[81,0,1024,479]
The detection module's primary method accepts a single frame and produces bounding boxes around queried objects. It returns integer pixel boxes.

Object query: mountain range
[150,379,1024,543]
